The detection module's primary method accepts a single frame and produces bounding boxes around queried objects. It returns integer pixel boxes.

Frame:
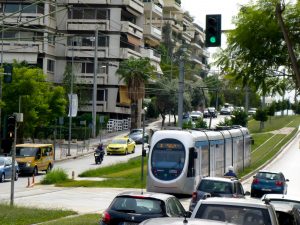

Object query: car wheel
[250,190,256,198]
[33,167,38,176]
[46,164,52,173]
[0,173,4,183]
[14,172,19,181]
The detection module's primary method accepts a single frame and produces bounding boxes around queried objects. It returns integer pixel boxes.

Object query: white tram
[146,127,251,195]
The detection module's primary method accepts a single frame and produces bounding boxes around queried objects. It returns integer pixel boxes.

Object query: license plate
[121,222,138,225]
[262,188,272,191]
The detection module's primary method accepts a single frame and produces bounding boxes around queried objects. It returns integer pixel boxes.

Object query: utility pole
[177,58,184,128]
[67,40,74,156]
[92,28,98,138]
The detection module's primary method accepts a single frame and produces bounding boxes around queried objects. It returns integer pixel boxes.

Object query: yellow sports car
[106,137,136,155]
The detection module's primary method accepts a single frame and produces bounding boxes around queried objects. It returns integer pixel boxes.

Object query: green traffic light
[210,36,216,43]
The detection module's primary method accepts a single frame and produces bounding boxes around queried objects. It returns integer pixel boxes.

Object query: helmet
[228,166,234,171]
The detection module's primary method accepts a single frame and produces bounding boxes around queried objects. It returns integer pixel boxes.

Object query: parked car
[140,217,235,225]
[100,191,189,225]
[182,116,196,128]
[191,197,279,225]
[203,108,217,118]
[106,137,136,155]
[0,156,19,182]
[261,194,300,225]
[220,107,231,115]
[128,128,149,144]
[248,108,257,115]
[190,111,203,121]
[250,171,289,198]
[189,176,249,211]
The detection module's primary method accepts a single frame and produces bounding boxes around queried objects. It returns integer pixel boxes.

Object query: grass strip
[40,213,100,225]
[0,203,76,225]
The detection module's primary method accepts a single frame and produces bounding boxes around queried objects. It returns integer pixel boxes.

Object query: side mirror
[185,211,192,218]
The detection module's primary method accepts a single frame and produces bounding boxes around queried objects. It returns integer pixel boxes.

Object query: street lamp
[140,107,147,194]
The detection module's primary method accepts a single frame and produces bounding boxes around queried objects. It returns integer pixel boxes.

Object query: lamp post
[67,39,74,156]
[141,107,146,194]
[92,27,98,138]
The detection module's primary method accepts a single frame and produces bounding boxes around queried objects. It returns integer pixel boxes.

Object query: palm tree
[117,57,155,129]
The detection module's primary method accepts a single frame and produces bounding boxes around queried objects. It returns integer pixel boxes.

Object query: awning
[3,53,37,64]
[119,86,131,105]
[127,34,141,46]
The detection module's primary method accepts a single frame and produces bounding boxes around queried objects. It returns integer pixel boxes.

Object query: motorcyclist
[224,166,237,178]
[95,143,105,163]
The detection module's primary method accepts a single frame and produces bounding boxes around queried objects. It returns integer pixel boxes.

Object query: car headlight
[26,162,31,167]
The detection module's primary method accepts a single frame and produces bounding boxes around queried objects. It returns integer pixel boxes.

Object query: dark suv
[189,176,249,211]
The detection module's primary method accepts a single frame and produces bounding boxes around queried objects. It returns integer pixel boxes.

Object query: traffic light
[205,14,221,47]
[7,115,16,139]
[3,64,13,83]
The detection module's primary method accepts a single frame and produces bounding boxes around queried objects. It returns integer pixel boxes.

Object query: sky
[181,0,250,57]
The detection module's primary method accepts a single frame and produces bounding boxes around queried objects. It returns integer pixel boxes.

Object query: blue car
[251,170,288,198]
[0,156,19,182]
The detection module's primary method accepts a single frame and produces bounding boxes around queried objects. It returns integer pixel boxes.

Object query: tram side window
[187,147,195,177]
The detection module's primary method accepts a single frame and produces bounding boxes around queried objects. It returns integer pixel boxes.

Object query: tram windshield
[151,139,185,181]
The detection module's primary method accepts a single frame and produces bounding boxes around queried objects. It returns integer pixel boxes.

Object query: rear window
[195,204,272,225]
[198,180,233,194]
[256,172,281,180]
[110,197,164,214]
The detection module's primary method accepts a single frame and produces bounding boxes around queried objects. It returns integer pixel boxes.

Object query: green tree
[253,108,268,131]
[231,109,248,127]
[215,0,298,99]
[117,57,155,129]
[2,63,67,140]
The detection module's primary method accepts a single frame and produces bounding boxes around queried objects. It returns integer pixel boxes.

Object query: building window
[4,4,19,13]
[97,89,107,101]
[22,4,37,13]
[47,59,55,72]
[81,62,94,73]
[69,8,110,20]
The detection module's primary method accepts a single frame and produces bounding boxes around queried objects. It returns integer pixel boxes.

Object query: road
[3,115,299,215]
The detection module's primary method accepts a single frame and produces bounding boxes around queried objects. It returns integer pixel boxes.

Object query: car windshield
[130,129,142,134]
[111,139,127,144]
[195,204,272,225]
[16,147,38,157]
[110,196,163,214]
[199,180,233,194]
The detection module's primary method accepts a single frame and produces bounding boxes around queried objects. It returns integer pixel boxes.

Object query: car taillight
[252,178,259,184]
[192,192,197,200]
[102,211,111,224]
[276,181,283,186]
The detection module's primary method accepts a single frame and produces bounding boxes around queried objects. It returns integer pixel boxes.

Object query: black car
[128,129,149,144]
[100,191,189,225]
[189,177,249,211]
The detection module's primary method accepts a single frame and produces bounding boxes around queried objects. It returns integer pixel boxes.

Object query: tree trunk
[161,114,165,128]
[173,114,177,126]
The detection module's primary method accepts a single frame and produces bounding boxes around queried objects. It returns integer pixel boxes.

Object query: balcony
[144,2,163,17]
[80,102,107,113]
[3,13,46,27]
[163,0,181,11]
[119,48,141,59]
[66,46,109,58]
[67,19,110,31]
[141,48,161,63]
[121,21,143,39]
[75,73,108,85]
[68,0,109,3]
[143,24,162,43]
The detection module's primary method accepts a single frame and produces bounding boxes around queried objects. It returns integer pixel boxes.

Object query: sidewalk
[53,117,165,162]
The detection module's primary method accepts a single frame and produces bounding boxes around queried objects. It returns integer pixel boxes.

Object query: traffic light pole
[10,115,17,206]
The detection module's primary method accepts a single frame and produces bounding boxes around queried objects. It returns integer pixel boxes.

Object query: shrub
[40,168,69,184]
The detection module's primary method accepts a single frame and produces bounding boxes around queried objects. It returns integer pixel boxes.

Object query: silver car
[0,156,19,182]
[140,217,235,225]
[191,197,279,225]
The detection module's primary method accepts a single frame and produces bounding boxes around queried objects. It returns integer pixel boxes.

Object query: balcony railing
[144,2,163,17]
[143,24,162,41]
[121,21,143,39]
[67,19,110,31]
[141,48,161,62]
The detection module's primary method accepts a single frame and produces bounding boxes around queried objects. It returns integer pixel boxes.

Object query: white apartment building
[0,0,209,120]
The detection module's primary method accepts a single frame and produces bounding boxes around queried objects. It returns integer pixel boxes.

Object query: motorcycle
[94,151,104,164]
